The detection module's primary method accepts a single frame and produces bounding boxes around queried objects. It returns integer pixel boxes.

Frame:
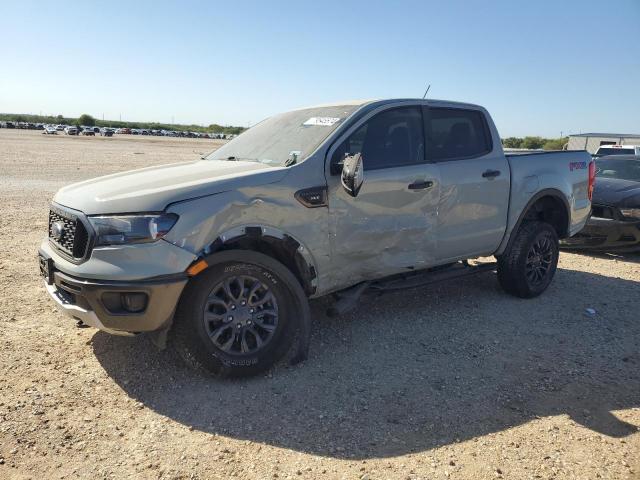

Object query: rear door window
[426,108,492,161]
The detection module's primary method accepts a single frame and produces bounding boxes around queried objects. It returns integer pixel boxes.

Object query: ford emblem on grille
[52,221,65,240]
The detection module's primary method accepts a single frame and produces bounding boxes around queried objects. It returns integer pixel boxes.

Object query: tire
[171,251,304,378]
[497,221,559,298]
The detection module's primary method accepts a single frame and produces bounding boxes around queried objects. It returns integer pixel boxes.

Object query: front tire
[172,251,304,377]
[497,221,559,298]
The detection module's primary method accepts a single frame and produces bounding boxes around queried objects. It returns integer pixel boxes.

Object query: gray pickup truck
[39,99,594,377]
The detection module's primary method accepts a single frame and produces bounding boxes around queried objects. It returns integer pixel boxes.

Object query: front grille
[48,206,90,260]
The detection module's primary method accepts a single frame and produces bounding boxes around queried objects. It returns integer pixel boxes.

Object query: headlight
[620,208,640,220]
[88,213,178,246]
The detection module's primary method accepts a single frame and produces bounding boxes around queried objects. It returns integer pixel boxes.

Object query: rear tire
[171,251,304,378]
[497,221,559,298]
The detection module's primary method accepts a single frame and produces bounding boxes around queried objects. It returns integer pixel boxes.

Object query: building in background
[568,133,640,153]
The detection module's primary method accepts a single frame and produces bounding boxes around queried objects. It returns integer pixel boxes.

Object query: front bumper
[40,248,188,334]
[562,217,640,251]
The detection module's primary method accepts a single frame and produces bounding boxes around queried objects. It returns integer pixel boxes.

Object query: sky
[1,0,639,137]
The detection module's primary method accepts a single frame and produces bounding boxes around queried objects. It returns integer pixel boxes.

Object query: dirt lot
[0,129,638,479]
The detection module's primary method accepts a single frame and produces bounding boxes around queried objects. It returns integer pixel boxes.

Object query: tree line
[502,136,568,150]
[0,113,245,135]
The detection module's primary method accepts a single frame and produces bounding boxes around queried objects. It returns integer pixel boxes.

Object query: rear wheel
[172,251,303,377]
[497,221,559,298]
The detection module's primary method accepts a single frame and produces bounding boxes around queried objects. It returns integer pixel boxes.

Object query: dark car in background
[563,155,640,252]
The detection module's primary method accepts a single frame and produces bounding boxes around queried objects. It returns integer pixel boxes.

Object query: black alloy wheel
[524,234,555,287]
[203,275,279,355]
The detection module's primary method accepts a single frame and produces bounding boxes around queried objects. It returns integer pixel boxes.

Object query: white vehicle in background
[64,126,79,135]
[43,126,58,135]
[594,145,640,158]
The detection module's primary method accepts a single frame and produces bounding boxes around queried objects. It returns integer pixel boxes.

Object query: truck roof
[297,98,485,111]
[597,145,640,149]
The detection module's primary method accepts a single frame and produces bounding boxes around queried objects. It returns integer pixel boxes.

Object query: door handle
[408,180,433,190]
[482,169,501,178]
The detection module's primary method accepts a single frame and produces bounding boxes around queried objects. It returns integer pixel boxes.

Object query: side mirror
[341,153,364,197]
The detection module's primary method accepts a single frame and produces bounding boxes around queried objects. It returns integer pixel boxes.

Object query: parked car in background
[81,128,95,136]
[43,126,58,135]
[100,128,114,137]
[594,145,640,158]
[563,155,640,252]
[55,125,66,131]
[38,98,593,377]
[64,126,79,135]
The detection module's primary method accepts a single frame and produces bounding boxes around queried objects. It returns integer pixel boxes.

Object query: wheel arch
[196,225,319,296]
[501,189,570,255]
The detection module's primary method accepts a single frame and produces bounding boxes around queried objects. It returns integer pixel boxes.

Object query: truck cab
[39,98,593,377]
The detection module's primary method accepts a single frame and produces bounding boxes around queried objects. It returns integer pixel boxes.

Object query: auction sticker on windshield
[303,117,341,126]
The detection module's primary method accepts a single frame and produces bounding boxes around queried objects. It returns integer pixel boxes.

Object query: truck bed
[499,149,593,252]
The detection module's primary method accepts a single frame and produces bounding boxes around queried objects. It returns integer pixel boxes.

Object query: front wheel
[171,251,305,377]
[497,221,559,298]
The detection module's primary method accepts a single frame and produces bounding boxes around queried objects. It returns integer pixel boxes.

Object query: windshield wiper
[225,156,258,162]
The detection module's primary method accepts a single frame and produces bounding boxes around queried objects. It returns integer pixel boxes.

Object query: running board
[327,261,497,317]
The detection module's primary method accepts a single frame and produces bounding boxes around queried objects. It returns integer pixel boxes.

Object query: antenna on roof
[422,84,431,99]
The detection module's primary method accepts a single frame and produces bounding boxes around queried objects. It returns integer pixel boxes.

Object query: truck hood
[54,159,288,214]
[593,177,640,208]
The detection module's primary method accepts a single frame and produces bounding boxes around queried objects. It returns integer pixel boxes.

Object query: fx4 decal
[569,161,587,171]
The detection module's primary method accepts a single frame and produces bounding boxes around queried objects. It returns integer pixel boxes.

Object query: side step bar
[327,261,497,317]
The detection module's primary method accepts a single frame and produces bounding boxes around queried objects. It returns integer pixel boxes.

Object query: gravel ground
[0,129,638,480]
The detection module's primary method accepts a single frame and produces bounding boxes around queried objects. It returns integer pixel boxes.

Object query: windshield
[206,104,361,166]
[596,147,634,156]
[595,158,640,181]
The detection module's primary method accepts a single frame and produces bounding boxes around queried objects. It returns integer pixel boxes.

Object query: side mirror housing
[341,153,364,197]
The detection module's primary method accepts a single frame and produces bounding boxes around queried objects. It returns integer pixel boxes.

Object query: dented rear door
[425,106,510,261]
